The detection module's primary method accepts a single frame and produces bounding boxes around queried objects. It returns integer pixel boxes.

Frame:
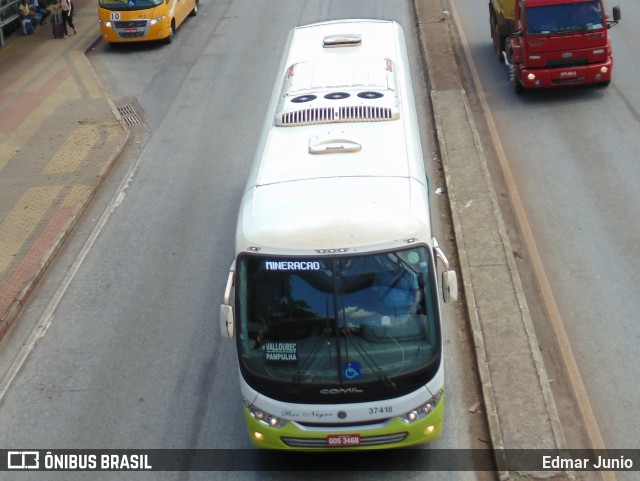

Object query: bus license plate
[125,28,137,34]
[326,434,361,446]
[560,70,577,78]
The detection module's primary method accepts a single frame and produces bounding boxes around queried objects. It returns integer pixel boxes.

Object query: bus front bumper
[243,398,444,451]
[100,19,169,43]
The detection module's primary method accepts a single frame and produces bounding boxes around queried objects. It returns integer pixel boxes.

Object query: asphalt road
[0,0,491,480]
[451,0,640,478]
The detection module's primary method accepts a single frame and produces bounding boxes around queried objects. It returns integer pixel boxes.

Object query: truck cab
[490,0,621,93]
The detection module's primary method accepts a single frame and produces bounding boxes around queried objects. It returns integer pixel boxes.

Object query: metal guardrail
[1,0,23,47]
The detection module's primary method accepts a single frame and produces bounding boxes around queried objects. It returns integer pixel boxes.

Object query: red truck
[489,0,621,93]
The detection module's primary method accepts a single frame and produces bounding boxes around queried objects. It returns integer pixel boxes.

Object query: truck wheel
[491,19,503,60]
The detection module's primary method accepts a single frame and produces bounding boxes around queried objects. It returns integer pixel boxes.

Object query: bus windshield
[525,0,604,34]
[236,246,441,403]
[98,0,163,10]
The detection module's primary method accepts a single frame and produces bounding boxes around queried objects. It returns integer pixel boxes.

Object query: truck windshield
[235,246,442,403]
[98,0,163,10]
[525,0,603,34]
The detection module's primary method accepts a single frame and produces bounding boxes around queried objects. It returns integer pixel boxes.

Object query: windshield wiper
[292,299,335,386]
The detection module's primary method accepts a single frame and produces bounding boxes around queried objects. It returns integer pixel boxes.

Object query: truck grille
[548,57,588,69]
[552,76,587,85]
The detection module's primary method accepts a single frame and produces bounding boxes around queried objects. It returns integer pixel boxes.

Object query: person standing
[59,0,75,38]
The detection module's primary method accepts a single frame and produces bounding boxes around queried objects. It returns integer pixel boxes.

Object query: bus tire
[165,22,175,44]
[190,2,198,16]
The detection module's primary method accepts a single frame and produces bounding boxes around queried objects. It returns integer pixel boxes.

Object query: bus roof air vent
[358,91,383,99]
[308,135,362,154]
[275,57,400,127]
[291,95,317,103]
[323,34,362,48]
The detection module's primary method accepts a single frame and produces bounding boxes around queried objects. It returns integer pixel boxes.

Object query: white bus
[220,18,458,450]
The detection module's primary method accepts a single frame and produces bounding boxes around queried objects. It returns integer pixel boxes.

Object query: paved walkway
[0,0,129,338]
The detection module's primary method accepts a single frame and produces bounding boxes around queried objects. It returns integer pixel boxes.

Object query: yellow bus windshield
[99,0,164,10]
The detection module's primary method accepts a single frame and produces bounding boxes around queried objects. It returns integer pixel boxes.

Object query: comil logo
[8,451,40,469]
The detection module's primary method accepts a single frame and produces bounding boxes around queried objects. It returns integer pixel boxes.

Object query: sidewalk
[0,0,129,339]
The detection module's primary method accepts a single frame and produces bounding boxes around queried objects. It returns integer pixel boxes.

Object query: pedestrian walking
[58,0,75,38]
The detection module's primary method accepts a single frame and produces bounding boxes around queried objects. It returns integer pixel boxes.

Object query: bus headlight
[243,397,287,428]
[398,389,443,423]
[150,16,166,25]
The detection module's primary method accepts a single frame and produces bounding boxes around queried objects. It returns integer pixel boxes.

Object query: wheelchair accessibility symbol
[343,361,361,380]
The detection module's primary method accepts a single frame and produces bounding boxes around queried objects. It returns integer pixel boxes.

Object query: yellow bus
[98,0,198,45]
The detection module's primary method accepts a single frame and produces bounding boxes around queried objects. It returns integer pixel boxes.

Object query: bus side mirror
[220,304,234,338]
[442,270,458,303]
[433,237,459,304]
[219,264,235,338]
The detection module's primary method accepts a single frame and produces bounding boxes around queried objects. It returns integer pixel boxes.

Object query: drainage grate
[117,104,142,126]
